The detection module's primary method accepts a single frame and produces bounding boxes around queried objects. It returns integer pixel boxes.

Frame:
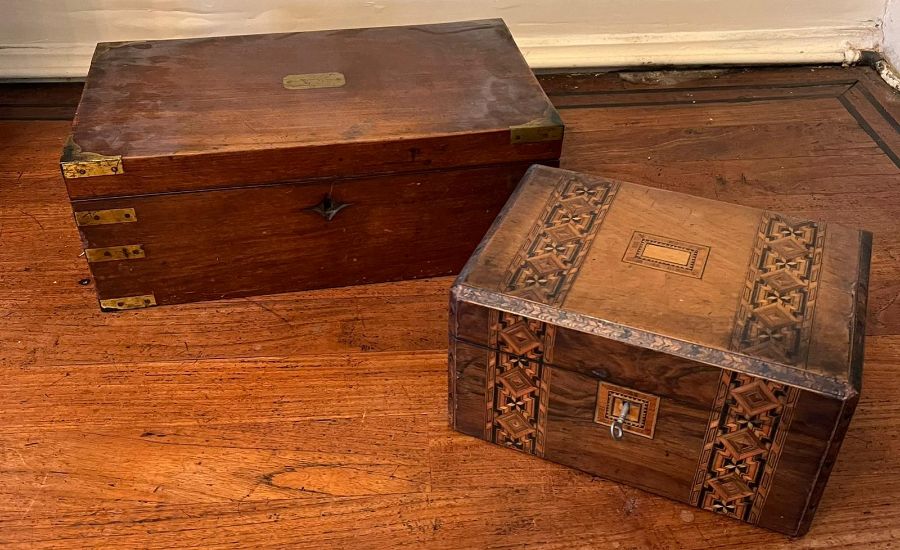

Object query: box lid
[61,19,561,200]
[454,165,871,399]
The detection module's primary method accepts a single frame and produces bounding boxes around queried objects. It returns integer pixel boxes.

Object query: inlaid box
[449,165,871,535]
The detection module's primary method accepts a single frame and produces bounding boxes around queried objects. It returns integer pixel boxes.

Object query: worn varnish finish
[1,65,899,548]
[77,163,528,304]
[62,19,562,308]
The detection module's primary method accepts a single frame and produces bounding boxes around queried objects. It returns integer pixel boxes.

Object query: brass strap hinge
[509,108,565,144]
[75,208,137,226]
[85,244,145,263]
[99,294,157,311]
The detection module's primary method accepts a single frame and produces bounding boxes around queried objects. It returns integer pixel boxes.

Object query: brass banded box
[449,165,871,535]
[61,19,562,310]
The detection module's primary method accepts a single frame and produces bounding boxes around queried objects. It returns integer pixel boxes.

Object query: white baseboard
[518,26,879,68]
[0,25,880,79]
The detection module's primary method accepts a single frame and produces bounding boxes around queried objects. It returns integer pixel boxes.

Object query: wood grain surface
[75,162,530,306]
[455,164,867,398]
[1,65,899,548]
[65,19,561,199]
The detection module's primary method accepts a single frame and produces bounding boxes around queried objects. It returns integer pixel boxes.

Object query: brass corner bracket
[99,294,157,311]
[75,208,137,227]
[85,244,145,263]
[509,108,564,144]
[60,135,124,179]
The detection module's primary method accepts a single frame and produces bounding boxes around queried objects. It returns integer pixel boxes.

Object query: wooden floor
[1,66,898,548]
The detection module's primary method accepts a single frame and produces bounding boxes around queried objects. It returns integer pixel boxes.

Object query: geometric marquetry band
[690,371,800,522]
[693,212,819,522]
[484,311,556,457]
[730,213,826,366]
[487,172,619,456]
[500,173,619,306]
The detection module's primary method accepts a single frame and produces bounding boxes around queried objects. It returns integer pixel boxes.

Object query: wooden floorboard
[0,65,898,548]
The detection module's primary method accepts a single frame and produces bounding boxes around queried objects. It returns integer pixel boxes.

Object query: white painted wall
[883,0,900,67]
[0,0,888,78]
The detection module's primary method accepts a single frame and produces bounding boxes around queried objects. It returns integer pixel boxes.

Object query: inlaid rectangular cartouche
[449,165,871,536]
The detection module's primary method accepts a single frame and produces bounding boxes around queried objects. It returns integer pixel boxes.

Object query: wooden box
[61,19,562,310]
[449,165,871,535]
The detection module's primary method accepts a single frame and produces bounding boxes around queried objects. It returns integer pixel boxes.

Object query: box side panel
[74,162,532,308]
[849,231,872,393]
[454,300,492,347]
[450,340,490,438]
[805,224,865,384]
[795,394,858,536]
[757,391,855,535]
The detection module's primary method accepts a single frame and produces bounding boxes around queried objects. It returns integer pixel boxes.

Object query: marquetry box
[60,19,562,310]
[449,165,871,535]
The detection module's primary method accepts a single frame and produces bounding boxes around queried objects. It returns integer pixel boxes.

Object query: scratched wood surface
[1,65,899,548]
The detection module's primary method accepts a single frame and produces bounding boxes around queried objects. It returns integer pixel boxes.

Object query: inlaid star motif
[559,213,583,224]
[722,458,748,474]
[755,327,785,342]
[523,274,549,286]
[571,186,598,197]
[712,500,737,514]
[772,257,801,270]
[542,242,567,254]
[778,226,807,238]
[764,290,793,306]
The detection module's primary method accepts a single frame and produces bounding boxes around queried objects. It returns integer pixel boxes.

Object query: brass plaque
[622,231,710,279]
[282,72,346,90]
[61,155,124,179]
[595,382,660,439]
[85,244,145,263]
[99,294,157,311]
[75,208,137,226]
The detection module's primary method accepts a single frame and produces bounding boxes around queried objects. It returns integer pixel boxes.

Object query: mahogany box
[60,19,562,310]
[449,165,871,535]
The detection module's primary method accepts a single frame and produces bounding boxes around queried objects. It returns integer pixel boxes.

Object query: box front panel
[74,163,533,308]
[449,302,841,535]
[451,309,720,502]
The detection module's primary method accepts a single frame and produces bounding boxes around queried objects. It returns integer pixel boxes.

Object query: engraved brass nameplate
[282,72,346,90]
[623,231,710,279]
[595,382,660,439]
[85,244,145,263]
[99,294,157,311]
[75,208,137,226]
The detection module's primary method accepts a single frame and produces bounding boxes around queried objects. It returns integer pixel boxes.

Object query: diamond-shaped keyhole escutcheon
[306,194,350,221]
